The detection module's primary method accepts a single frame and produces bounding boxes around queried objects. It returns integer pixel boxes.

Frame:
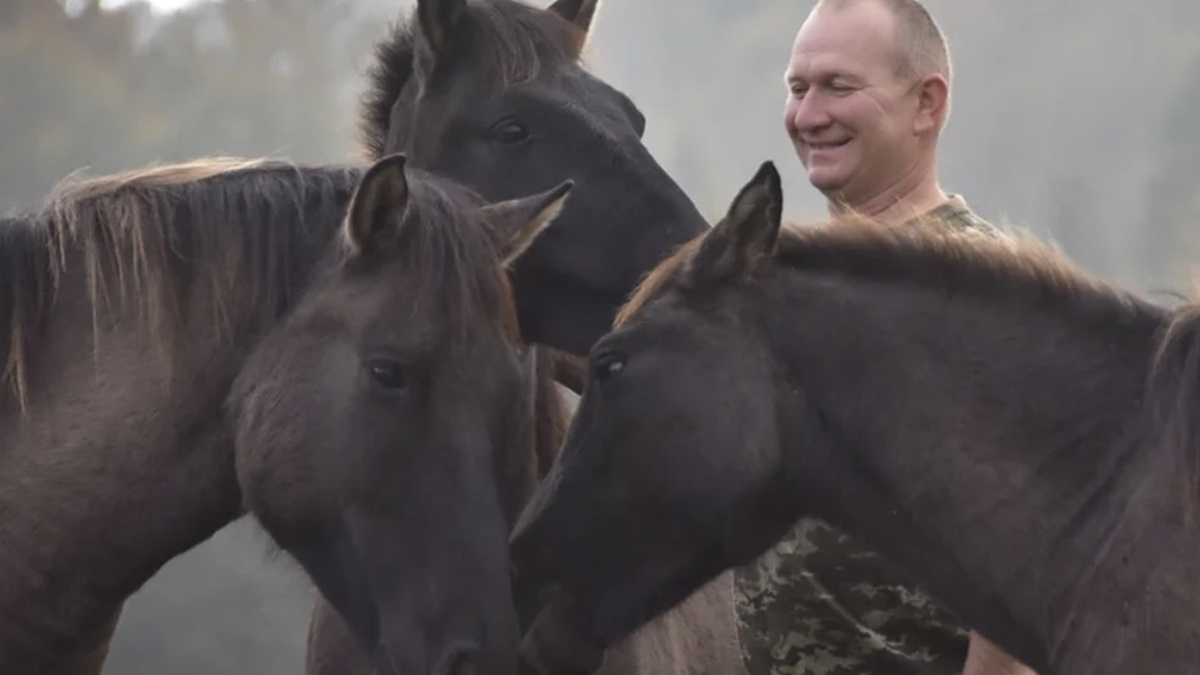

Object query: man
[732,1,1036,674]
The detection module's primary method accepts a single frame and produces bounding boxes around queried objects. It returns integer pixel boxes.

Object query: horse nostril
[435,642,480,675]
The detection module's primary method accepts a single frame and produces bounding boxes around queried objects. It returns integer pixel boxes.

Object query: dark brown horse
[303,0,747,672]
[0,155,572,674]
[509,161,1200,675]
[0,157,737,675]
[359,0,709,359]
[0,159,358,674]
[228,152,572,675]
[1,0,732,669]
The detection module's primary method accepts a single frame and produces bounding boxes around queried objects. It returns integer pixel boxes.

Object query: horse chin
[374,641,495,675]
[517,592,606,675]
[510,267,624,357]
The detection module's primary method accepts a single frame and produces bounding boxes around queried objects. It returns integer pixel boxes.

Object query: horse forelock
[388,174,569,494]
[336,172,524,352]
[0,157,363,409]
[614,236,701,329]
[358,0,586,161]
[471,1,586,85]
[329,170,564,509]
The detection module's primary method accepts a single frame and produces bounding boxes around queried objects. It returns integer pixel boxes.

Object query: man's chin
[804,167,849,196]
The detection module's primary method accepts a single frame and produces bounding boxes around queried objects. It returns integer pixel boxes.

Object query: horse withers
[510,161,1200,675]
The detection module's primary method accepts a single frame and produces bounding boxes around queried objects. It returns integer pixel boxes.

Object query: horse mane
[771,215,1163,327]
[620,210,1200,507]
[1147,297,1200,512]
[357,0,586,160]
[0,214,55,412]
[0,157,363,408]
[620,212,1164,332]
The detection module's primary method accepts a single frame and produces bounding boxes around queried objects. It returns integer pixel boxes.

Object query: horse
[227,151,572,675]
[304,0,746,672]
[356,0,710,360]
[226,152,741,675]
[0,153,578,674]
[508,160,1200,675]
[0,159,355,673]
[0,0,744,670]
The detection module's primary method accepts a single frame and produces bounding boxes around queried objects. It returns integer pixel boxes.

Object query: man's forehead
[786,3,898,78]
[785,50,868,82]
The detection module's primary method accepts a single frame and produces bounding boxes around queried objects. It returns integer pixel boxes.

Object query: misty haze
[3,0,1199,672]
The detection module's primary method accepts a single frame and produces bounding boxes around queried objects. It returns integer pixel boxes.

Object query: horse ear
[688,161,783,283]
[547,0,601,35]
[415,0,467,66]
[346,153,410,257]
[481,180,574,268]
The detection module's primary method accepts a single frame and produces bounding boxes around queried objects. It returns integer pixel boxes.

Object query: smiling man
[731,1,1037,674]
[784,0,983,228]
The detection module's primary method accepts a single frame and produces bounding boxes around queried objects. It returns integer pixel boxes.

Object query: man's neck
[827,169,947,227]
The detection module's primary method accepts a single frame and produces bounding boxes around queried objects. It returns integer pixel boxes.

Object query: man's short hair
[816,0,952,83]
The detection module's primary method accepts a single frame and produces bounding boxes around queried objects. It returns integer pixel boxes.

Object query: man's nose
[787,91,831,135]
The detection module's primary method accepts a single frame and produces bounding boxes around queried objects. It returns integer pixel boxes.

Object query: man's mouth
[807,138,851,150]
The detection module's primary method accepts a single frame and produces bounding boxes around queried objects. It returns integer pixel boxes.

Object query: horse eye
[591,352,626,383]
[365,359,408,391]
[490,118,530,145]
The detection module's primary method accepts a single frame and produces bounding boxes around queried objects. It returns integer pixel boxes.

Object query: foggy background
[2,0,1199,672]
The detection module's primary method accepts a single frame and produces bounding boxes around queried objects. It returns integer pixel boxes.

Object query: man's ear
[913,73,949,134]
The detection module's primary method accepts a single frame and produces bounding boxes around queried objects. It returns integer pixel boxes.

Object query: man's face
[784,1,923,205]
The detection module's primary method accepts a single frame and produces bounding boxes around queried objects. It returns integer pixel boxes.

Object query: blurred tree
[0,2,382,672]
[1140,54,1200,290]
[0,0,377,214]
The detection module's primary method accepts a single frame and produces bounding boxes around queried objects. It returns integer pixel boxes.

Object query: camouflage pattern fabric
[925,195,1000,238]
[732,195,1000,675]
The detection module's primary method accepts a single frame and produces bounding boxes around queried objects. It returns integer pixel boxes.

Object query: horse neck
[527,345,572,483]
[0,169,356,671]
[532,347,579,476]
[757,267,1166,671]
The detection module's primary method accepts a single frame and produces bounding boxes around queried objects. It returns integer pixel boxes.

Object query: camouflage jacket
[732,195,999,675]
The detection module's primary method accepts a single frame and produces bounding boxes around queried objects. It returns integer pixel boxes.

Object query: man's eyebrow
[787,69,863,86]
[829,72,864,84]
[784,68,812,85]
